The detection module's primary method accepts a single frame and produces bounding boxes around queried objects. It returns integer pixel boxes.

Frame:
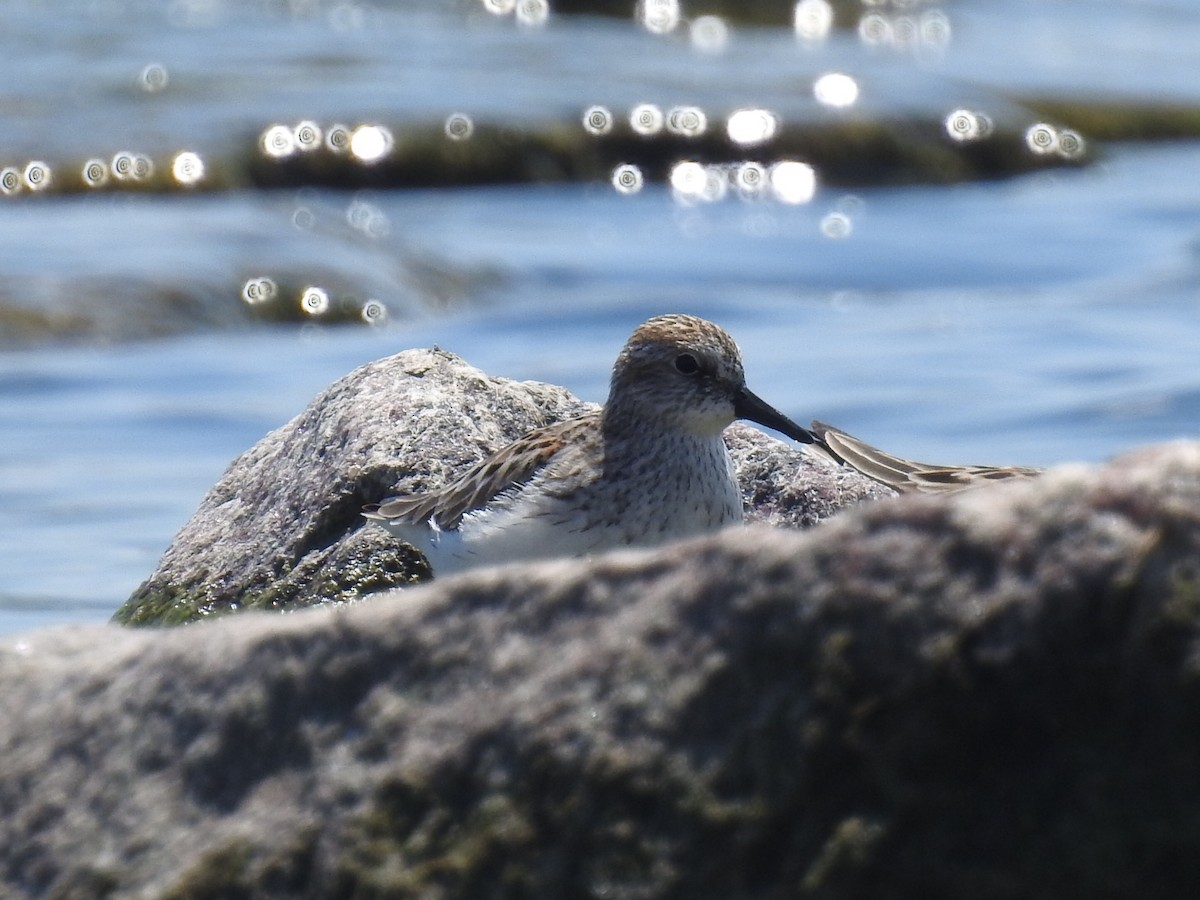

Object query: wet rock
[115,347,881,625]
[8,442,1200,897]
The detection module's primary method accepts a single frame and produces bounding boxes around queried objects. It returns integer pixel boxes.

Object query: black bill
[733,387,818,445]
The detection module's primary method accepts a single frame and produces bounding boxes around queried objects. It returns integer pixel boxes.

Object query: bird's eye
[674,353,700,375]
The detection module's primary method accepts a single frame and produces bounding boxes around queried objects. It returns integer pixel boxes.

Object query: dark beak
[734,387,817,445]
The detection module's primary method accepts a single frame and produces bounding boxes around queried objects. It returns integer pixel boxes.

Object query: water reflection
[638,0,680,34]
[361,299,388,325]
[582,105,613,135]
[346,198,390,237]
[261,124,296,159]
[325,124,351,154]
[241,277,277,305]
[669,161,707,201]
[349,125,393,163]
[794,0,833,42]
[516,0,550,27]
[666,160,821,205]
[630,103,664,136]
[813,72,858,108]
[481,0,516,14]
[690,15,728,53]
[1057,130,1085,159]
[733,161,766,198]
[171,151,205,185]
[611,163,643,194]
[726,108,778,146]
[0,168,21,195]
[858,7,950,51]
[82,158,110,188]
[300,286,330,316]
[944,108,992,142]
[22,162,51,192]
[108,152,142,183]
[820,211,852,238]
[1025,123,1059,155]
[919,10,951,47]
[666,106,707,137]
[293,120,323,152]
[769,160,816,204]
[1023,124,1086,160]
[444,113,474,141]
[132,155,154,180]
[136,63,169,93]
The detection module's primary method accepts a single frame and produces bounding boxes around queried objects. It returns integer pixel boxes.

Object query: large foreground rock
[6,443,1200,898]
[115,347,888,625]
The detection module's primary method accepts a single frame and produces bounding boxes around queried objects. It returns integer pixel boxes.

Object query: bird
[363,314,825,576]
[810,420,1043,493]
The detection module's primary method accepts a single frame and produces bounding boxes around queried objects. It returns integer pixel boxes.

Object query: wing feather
[811,420,1042,494]
[364,414,594,530]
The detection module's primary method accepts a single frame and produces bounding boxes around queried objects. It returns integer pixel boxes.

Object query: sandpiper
[364,314,824,576]
[811,420,1042,493]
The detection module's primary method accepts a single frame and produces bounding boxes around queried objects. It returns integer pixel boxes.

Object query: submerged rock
[115,347,884,625]
[7,443,1200,897]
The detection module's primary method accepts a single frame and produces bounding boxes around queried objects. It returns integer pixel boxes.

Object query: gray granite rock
[115,347,886,625]
[8,442,1200,898]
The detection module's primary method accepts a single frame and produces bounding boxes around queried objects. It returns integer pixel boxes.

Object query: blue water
[2,1,1200,634]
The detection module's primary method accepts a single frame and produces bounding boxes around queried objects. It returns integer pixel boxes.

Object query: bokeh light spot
[350,124,393,163]
[112,152,136,180]
[670,161,707,199]
[292,206,315,230]
[132,154,154,180]
[445,113,474,141]
[820,211,853,238]
[0,167,21,195]
[611,164,644,195]
[858,13,891,46]
[261,124,296,159]
[690,15,728,52]
[639,0,680,34]
[22,161,51,192]
[734,162,767,197]
[726,108,778,146]
[769,161,817,204]
[137,63,169,93]
[944,108,991,142]
[1057,129,1085,159]
[629,103,664,136]
[794,0,833,41]
[325,124,351,154]
[82,159,110,188]
[666,106,707,137]
[171,151,205,185]
[293,120,322,152]
[241,277,277,306]
[814,73,859,108]
[300,286,330,316]
[516,0,549,26]
[361,299,389,325]
[582,105,614,135]
[921,10,952,47]
[1025,123,1058,155]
